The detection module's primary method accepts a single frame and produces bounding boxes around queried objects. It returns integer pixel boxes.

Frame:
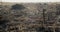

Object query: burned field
[0,2,60,32]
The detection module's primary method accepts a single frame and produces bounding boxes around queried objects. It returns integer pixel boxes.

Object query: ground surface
[0,2,60,32]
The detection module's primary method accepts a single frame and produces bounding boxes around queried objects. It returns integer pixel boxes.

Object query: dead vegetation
[0,2,60,32]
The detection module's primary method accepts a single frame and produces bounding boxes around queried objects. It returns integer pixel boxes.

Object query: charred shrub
[0,19,8,25]
[56,4,60,15]
[56,10,60,15]
[14,13,23,18]
[55,28,60,32]
[35,27,45,32]
[0,19,9,29]
[0,19,9,32]
[35,27,53,32]
[9,27,18,31]
[0,15,3,20]
[45,28,53,32]
[11,4,25,10]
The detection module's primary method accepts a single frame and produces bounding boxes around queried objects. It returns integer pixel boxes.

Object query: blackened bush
[0,20,8,25]
[35,27,45,32]
[11,4,25,10]
[56,10,60,15]
[0,19,9,32]
[56,5,60,15]
[55,28,60,32]
[45,28,53,32]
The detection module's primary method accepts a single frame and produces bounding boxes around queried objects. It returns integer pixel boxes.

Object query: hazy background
[1,0,60,3]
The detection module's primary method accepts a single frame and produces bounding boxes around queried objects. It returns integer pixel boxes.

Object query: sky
[1,0,60,3]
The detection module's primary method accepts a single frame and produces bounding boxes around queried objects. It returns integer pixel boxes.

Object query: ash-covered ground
[0,2,60,32]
